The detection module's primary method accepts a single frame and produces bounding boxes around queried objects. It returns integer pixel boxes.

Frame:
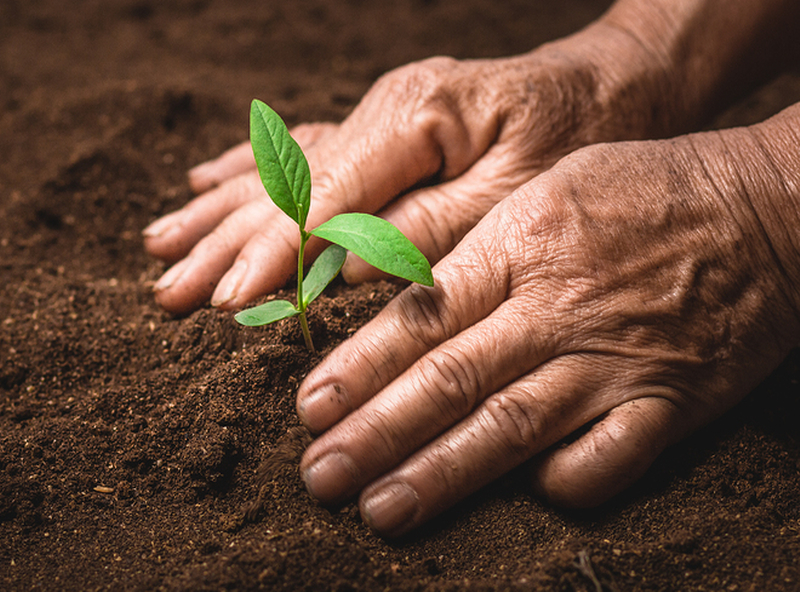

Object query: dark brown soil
[2,1,800,590]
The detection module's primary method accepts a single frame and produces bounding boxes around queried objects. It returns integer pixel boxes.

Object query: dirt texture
[2,1,800,590]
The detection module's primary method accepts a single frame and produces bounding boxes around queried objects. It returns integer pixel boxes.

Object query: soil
[2,1,800,590]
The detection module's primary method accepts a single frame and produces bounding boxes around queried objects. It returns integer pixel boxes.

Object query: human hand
[296,117,800,537]
[143,21,670,315]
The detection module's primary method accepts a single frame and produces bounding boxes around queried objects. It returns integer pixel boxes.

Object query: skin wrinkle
[715,131,800,323]
[418,308,541,429]
[424,347,485,422]
[511,67,588,160]
[512,144,773,412]
[586,24,676,136]
[495,297,559,363]
[504,188,566,292]
[415,437,469,512]
[684,134,751,247]
[364,385,468,483]
[395,282,452,351]
[545,67,598,151]
[425,444,463,507]
[424,85,474,181]
[497,362,602,450]
[745,126,800,303]
[542,399,667,506]
[412,370,468,429]
[609,269,737,377]
[389,58,468,180]
[466,215,512,296]
[348,336,390,402]
[355,406,408,478]
[311,145,368,216]
[406,189,453,260]
[489,391,546,459]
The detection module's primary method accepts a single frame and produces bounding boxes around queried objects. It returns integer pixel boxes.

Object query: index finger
[296,231,510,434]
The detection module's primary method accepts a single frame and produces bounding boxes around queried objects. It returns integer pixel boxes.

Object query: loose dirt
[2,1,800,590]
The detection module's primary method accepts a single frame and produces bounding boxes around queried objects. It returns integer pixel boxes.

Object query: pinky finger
[529,397,685,509]
[188,141,256,194]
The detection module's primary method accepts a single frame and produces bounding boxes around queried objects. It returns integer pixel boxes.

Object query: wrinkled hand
[296,122,800,537]
[143,24,659,314]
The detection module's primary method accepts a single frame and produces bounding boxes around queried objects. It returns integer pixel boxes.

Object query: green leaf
[250,99,311,229]
[302,244,347,307]
[234,299,298,326]
[311,213,434,286]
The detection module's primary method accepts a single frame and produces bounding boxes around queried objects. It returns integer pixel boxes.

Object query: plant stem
[298,310,315,354]
[296,231,315,354]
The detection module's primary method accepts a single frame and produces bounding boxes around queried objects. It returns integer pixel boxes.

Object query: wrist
[480,24,678,155]
[743,105,800,308]
[553,19,681,139]
[691,104,800,317]
[564,0,800,139]
[512,17,687,144]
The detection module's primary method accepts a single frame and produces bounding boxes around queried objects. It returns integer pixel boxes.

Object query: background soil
[2,1,800,590]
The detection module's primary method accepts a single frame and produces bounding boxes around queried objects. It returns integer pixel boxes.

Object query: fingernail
[361,482,419,537]
[142,214,178,238]
[302,451,359,503]
[154,258,191,292]
[298,384,350,433]
[211,260,248,307]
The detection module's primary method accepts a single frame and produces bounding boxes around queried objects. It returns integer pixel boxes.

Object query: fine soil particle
[2,1,800,590]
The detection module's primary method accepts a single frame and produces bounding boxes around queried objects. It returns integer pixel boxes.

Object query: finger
[529,397,685,508]
[296,226,513,433]
[299,297,558,505]
[354,354,617,537]
[188,141,255,194]
[153,126,364,312]
[159,87,487,311]
[209,194,354,309]
[146,123,339,262]
[291,122,339,150]
[153,198,287,314]
[341,145,540,284]
[209,113,479,309]
[144,172,265,263]
[153,58,499,314]
[187,122,338,193]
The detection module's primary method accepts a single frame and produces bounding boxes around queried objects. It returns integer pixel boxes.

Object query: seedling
[234,100,433,353]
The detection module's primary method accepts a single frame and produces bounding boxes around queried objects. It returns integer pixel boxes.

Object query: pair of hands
[144,31,800,537]
[144,23,651,313]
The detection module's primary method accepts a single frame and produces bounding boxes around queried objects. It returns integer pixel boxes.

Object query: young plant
[234,100,433,353]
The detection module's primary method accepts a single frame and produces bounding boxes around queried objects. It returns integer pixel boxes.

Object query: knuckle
[384,56,458,97]
[381,57,461,125]
[190,229,234,261]
[310,157,366,212]
[395,283,452,349]
[421,348,484,421]
[399,193,458,261]
[374,57,480,178]
[358,407,407,465]
[483,391,541,458]
[221,172,262,205]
